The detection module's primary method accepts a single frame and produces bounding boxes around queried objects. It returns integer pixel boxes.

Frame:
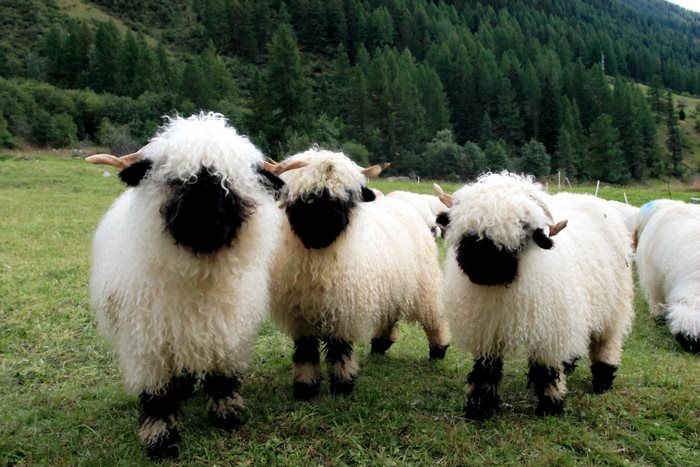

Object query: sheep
[634,199,700,354]
[434,173,634,418]
[387,190,448,238]
[86,113,283,458]
[607,200,639,237]
[269,149,450,400]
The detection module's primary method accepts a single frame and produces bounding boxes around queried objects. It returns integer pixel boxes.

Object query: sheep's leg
[370,322,398,355]
[138,373,194,459]
[464,356,502,420]
[562,356,580,375]
[422,317,451,360]
[203,372,245,430]
[589,331,622,394]
[292,335,321,400]
[528,361,567,415]
[325,338,358,396]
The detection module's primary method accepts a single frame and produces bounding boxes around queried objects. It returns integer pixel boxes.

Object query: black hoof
[293,381,320,401]
[370,336,394,355]
[591,361,618,394]
[329,377,355,396]
[464,394,500,421]
[562,357,580,375]
[211,411,244,431]
[429,344,449,360]
[675,333,700,354]
[535,397,564,416]
[145,430,180,460]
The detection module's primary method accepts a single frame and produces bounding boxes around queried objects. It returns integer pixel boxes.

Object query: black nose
[456,234,518,285]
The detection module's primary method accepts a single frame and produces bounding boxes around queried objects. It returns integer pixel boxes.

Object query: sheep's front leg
[370,322,398,355]
[528,362,566,415]
[325,338,358,395]
[464,356,503,420]
[138,374,195,459]
[203,372,245,430]
[292,336,321,400]
[423,318,451,360]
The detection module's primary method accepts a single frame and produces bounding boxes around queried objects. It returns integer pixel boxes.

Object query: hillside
[0,0,699,183]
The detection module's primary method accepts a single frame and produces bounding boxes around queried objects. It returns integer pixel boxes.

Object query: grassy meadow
[1,154,698,465]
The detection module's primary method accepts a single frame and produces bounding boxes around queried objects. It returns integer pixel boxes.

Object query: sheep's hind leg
[371,322,398,355]
[562,356,580,375]
[589,331,622,394]
[292,336,321,400]
[325,338,358,396]
[138,374,194,459]
[464,356,503,420]
[203,372,245,430]
[423,318,451,360]
[528,361,566,415]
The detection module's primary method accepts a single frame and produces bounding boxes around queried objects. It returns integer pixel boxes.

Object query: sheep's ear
[533,228,554,249]
[257,166,285,200]
[361,186,376,202]
[632,229,638,251]
[548,219,568,237]
[433,183,452,207]
[436,211,450,228]
[119,159,153,187]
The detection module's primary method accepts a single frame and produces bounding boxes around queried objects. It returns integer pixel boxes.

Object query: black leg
[464,357,503,420]
[429,343,449,360]
[292,336,321,400]
[138,374,192,459]
[675,332,700,354]
[528,362,565,416]
[325,338,357,396]
[371,323,398,355]
[203,373,245,430]
[590,361,619,393]
[562,357,580,375]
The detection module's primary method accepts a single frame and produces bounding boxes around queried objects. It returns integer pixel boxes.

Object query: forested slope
[0,0,698,182]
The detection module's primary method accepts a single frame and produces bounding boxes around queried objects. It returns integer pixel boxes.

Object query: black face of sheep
[456,234,520,286]
[161,166,256,255]
[457,228,554,286]
[286,187,375,249]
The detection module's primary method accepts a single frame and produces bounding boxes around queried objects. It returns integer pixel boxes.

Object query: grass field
[1,154,698,465]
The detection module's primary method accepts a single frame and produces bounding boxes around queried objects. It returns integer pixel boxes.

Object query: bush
[98,118,140,154]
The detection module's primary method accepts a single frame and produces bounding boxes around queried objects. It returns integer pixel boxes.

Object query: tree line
[0,0,697,183]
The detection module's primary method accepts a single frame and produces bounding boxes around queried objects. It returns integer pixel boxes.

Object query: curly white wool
[90,113,279,394]
[271,150,447,344]
[443,174,634,365]
[634,200,700,339]
[387,191,447,237]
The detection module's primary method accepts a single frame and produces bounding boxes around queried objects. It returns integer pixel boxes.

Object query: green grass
[1,155,698,465]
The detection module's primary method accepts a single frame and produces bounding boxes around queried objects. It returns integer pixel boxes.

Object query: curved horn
[361,162,389,178]
[86,152,140,169]
[433,183,452,208]
[548,219,568,237]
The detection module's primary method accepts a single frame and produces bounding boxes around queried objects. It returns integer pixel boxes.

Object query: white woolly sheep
[435,173,634,418]
[634,199,700,354]
[387,190,448,238]
[87,113,282,458]
[607,200,639,237]
[269,149,451,400]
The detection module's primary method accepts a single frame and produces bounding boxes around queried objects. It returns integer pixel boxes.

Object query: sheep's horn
[261,161,278,173]
[548,219,568,237]
[86,152,140,169]
[433,183,452,208]
[273,159,309,175]
[361,162,389,178]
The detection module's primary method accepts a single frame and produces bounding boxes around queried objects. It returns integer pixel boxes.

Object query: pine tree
[484,139,510,171]
[556,127,578,178]
[520,139,550,177]
[493,73,522,147]
[479,112,494,146]
[665,91,684,177]
[538,77,561,155]
[61,20,92,88]
[89,22,122,93]
[588,114,629,184]
[43,25,64,84]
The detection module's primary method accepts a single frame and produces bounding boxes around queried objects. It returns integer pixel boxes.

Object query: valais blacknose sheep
[634,200,700,354]
[269,149,450,400]
[387,190,448,238]
[87,113,283,458]
[434,173,634,418]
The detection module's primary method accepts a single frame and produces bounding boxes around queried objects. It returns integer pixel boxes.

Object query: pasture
[0,154,698,465]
